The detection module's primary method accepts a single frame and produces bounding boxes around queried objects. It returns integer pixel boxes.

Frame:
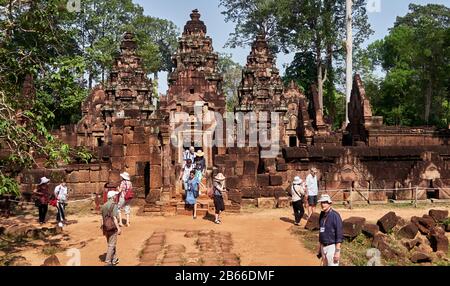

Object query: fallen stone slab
[428,232,449,253]
[397,223,419,239]
[305,213,320,231]
[362,224,379,238]
[419,215,436,230]
[41,255,61,266]
[402,238,420,251]
[410,252,432,263]
[343,217,366,240]
[411,216,430,235]
[429,209,449,223]
[377,212,399,233]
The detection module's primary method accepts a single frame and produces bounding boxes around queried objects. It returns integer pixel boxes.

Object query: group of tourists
[288,167,344,266]
[33,177,68,228]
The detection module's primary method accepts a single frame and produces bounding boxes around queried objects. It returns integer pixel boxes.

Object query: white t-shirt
[182,164,194,182]
[54,185,68,202]
[306,174,319,196]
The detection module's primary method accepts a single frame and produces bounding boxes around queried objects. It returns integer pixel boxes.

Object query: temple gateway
[20,10,450,215]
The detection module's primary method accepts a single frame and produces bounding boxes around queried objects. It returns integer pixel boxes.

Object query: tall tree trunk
[425,79,432,124]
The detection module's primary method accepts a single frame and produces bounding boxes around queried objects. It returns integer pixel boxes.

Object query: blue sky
[132,0,448,93]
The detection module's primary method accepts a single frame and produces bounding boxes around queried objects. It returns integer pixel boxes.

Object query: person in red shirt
[33,177,51,224]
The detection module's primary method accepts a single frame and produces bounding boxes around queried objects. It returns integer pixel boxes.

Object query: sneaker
[214,220,221,224]
[58,222,64,228]
[112,258,119,265]
[193,216,197,220]
[294,222,300,226]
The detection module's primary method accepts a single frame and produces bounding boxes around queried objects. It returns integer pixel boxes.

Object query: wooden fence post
[414,187,418,208]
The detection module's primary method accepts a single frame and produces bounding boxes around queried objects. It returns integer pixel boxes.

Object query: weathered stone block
[227,191,242,204]
[241,175,256,187]
[343,217,366,239]
[89,171,100,182]
[150,165,162,189]
[429,230,449,252]
[257,198,276,209]
[362,223,380,238]
[276,197,290,208]
[398,223,419,239]
[256,174,270,187]
[276,164,288,171]
[243,160,257,176]
[305,213,320,231]
[410,252,432,264]
[429,209,448,223]
[241,199,257,208]
[126,144,140,156]
[377,212,399,233]
[112,135,123,145]
[225,176,239,189]
[270,175,283,186]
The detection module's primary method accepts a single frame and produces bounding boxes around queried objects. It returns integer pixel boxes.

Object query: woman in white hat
[33,177,51,225]
[212,173,226,224]
[290,176,306,226]
[117,172,133,227]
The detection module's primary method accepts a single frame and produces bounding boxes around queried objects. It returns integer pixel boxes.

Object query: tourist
[186,170,200,219]
[179,158,194,192]
[33,177,51,225]
[212,173,226,224]
[101,191,121,266]
[290,176,306,226]
[54,180,68,227]
[117,172,133,227]
[194,150,206,193]
[184,146,196,162]
[306,168,319,218]
[317,194,343,266]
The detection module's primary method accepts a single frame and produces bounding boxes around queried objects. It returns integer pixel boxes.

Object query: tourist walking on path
[194,150,206,193]
[212,173,226,224]
[184,146,196,162]
[186,170,200,219]
[117,172,133,227]
[179,158,194,192]
[290,176,306,226]
[317,194,343,266]
[54,180,68,227]
[101,191,121,266]
[33,177,51,225]
[306,168,319,218]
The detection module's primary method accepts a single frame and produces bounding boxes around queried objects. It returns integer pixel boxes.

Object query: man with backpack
[289,176,306,226]
[117,172,133,227]
[101,191,122,266]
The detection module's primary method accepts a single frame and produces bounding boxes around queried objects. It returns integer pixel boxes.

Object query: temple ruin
[18,10,450,214]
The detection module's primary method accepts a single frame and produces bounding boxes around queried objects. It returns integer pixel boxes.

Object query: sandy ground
[16,204,449,266]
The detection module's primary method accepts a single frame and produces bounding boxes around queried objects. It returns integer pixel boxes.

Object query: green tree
[218,53,243,112]
[367,4,450,127]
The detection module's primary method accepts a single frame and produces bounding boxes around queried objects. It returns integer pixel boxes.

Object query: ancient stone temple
[17,9,450,214]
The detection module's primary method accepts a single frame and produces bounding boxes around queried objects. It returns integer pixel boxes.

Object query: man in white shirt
[54,180,69,227]
[306,168,319,219]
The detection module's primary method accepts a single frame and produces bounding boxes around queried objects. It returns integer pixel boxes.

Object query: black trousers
[292,200,305,224]
[56,202,66,222]
[38,204,48,223]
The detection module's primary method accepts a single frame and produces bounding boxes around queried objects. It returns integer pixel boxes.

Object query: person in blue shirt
[186,170,200,219]
[317,194,343,266]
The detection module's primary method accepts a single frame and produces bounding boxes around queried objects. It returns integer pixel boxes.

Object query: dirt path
[16,204,449,266]
[20,208,318,266]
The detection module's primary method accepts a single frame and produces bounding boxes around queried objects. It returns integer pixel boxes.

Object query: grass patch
[42,245,63,256]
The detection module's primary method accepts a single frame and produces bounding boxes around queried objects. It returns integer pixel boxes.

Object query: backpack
[103,203,117,233]
[123,181,134,202]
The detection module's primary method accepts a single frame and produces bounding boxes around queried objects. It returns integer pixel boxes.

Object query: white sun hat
[293,176,302,185]
[120,172,131,181]
[318,194,333,204]
[39,177,50,185]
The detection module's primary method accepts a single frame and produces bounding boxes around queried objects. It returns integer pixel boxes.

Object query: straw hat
[196,150,204,157]
[120,172,131,181]
[214,173,226,181]
[39,177,50,185]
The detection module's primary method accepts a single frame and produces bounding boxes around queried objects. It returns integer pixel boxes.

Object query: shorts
[308,195,318,206]
[119,198,131,215]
